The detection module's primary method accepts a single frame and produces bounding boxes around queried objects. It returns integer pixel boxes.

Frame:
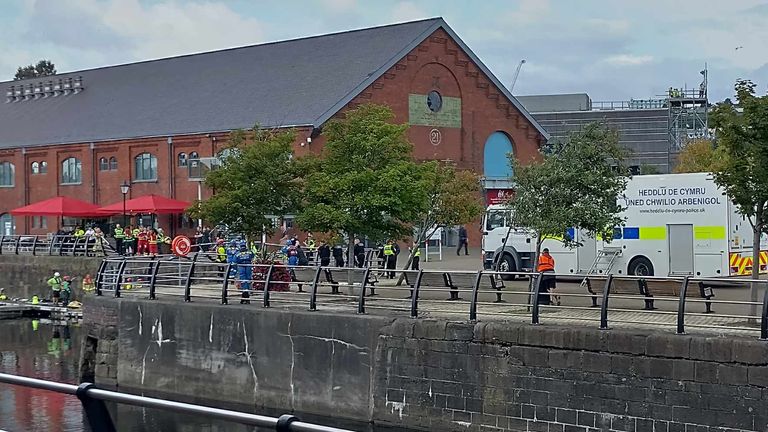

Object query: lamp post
[120,180,130,227]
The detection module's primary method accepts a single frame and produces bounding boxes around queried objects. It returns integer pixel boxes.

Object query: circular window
[427,90,442,113]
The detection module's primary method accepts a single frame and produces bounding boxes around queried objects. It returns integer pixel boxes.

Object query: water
[0,320,414,432]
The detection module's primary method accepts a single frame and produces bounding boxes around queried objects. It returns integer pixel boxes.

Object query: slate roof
[0,17,546,150]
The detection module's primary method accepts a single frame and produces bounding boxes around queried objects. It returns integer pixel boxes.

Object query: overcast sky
[2,0,767,103]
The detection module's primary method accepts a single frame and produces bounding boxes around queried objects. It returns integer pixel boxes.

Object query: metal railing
[0,373,352,432]
[0,234,117,257]
[95,254,768,340]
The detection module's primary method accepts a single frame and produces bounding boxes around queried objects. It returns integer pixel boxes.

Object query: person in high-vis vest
[73,227,85,238]
[216,239,227,278]
[136,227,148,256]
[123,226,135,256]
[148,229,159,256]
[82,274,95,293]
[537,248,556,305]
[410,242,421,271]
[383,240,396,279]
[47,272,63,306]
[113,224,125,255]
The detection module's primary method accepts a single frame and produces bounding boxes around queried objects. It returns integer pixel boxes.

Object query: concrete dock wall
[0,255,102,300]
[82,296,768,431]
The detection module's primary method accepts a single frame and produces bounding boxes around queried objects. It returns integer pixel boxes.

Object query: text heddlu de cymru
[624,186,722,208]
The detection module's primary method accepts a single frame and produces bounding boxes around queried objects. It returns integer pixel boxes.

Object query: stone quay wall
[81,296,768,432]
[0,255,102,300]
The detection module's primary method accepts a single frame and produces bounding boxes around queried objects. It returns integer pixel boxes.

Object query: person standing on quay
[113,224,124,255]
[457,225,469,256]
[317,240,331,267]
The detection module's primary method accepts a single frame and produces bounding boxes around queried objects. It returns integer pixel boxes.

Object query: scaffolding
[665,68,709,151]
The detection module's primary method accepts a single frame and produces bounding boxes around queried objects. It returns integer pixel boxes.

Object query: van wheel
[498,254,516,281]
[628,257,654,277]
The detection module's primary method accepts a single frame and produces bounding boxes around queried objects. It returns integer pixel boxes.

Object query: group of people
[113,224,171,256]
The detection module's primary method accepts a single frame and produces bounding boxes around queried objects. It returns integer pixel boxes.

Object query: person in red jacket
[148,229,159,256]
[537,248,557,305]
[136,227,149,256]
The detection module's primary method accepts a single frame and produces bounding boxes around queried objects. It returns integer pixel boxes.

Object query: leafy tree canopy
[296,104,425,243]
[507,122,629,261]
[188,127,301,240]
[673,139,724,173]
[14,60,56,80]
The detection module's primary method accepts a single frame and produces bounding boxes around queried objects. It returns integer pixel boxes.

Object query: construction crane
[509,59,526,92]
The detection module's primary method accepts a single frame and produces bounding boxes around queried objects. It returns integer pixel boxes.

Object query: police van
[482,173,768,278]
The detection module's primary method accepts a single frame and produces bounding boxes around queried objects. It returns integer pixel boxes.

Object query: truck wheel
[628,257,654,277]
[498,254,516,281]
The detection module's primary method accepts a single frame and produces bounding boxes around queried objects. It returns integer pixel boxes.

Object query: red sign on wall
[486,189,514,205]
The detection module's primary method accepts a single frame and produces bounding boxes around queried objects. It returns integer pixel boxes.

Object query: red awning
[10,196,104,217]
[97,194,191,215]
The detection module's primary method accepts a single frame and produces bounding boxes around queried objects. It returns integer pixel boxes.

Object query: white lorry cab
[482,173,768,278]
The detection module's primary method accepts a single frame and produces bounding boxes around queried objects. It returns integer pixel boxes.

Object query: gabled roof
[0,17,546,149]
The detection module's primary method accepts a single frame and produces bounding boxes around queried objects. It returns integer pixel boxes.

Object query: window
[178,152,188,167]
[32,216,48,229]
[0,162,14,186]
[31,161,40,174]
[189,151,199,160]
[109,157,117,170]
[99,157,109,171]
[134,153,157,181]
[61,157,82,184]
[40,161,48,174]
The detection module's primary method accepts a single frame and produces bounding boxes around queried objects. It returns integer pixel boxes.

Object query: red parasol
[10,196,104,217]
[97,194,191,215]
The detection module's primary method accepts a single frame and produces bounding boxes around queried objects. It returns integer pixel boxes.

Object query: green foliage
[673,139,724,173]
[406,162,483,264]
[296,104,425,243]
[14,60,56,80]
[639,163,661,175]
[188,127,300,240]
[508,122,629,252]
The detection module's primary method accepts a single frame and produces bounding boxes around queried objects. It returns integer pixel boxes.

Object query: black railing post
[410,270,424,318]
[309,266,323,311]
[221,263,233,305]
[357,267,371,314]
[14,236,21,255]
[115,259,127,298]
[676,276,690,335]
[469,271,483,321]
[31,235,38,256]
[599,274,614,330]
[263,265,274,308]
[531,272,544,325]
[148,260,161,300]
[76,383,116,432]
[184,253,199,302]
[95,260,107,296]
[0,235,4,255]
[48,235,56,256]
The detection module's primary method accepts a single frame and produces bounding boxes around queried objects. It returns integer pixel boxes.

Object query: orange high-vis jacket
[537,253,555,272]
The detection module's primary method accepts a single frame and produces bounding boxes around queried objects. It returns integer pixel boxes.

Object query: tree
[639,163,661,175]
[506,122,629,272]
[14,60,56,80]
[402,161,484,270]
[188,127,300,241]
[709,79,768,316]
[296,104,426,267]
[673,139,724,173]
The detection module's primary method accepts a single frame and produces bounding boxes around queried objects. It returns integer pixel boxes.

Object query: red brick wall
[0,28,543,247]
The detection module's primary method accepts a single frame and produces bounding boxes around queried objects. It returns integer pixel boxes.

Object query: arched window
[99,157,109,171]
[109,157,117,170]
[189,151,199,160]
[134,153,157,181]
[40,161,48,174]
[61,157,82,184]
[177,152,188,167]
[0,162,14,186]
[31,161,40,174]
[483,132,515,180]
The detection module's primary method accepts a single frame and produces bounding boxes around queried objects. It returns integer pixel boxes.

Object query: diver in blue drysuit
[235,244,255,304]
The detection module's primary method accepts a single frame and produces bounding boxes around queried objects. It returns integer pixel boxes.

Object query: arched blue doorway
[483,132,514,180]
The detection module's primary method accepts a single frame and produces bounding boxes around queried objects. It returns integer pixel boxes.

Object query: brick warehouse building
[0,18,547,247]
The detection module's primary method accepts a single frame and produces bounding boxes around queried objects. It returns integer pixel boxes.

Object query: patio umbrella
[10,196,104,217]
[97,194,191,215]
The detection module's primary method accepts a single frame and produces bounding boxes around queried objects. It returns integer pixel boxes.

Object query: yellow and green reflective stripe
[694,226,726,240]
[639,226,666,240]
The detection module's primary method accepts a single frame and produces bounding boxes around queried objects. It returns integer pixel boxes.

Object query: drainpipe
[167,136,174,235]
[90,142,96,204]
[22,147,28,233]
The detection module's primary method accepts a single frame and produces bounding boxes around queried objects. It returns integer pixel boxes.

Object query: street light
[120,180,130,227]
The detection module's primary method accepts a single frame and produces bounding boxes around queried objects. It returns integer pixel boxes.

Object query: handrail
[0,373,353,432]
[94,256,768,340]
[0,234,117,257]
